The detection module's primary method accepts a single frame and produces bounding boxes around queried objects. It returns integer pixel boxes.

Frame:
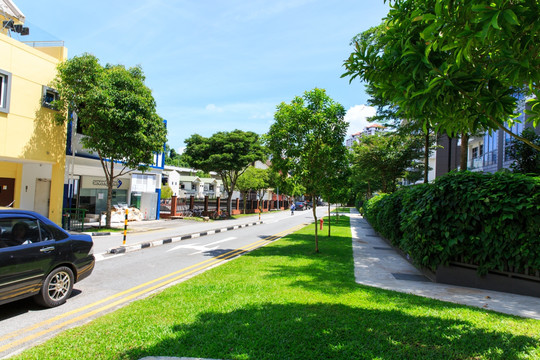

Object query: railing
[61,208,87,232]
[468,157,483,170]
[21,40,65,47]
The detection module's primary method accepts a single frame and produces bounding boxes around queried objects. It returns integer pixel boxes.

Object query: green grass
[16,216,540,359]
[331,207,350,213]
[83,227,125,233]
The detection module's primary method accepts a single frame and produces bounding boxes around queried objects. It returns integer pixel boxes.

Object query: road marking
[166,237,237,253]
[0,224,307,354]
[95,253,125,262]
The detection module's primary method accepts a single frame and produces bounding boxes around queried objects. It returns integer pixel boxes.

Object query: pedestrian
[290,203,295,215]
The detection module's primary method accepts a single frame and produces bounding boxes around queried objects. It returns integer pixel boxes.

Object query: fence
[160,195,292,218]
[62,208,87,232]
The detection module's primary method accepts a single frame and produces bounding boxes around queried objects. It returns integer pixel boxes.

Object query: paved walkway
[349,207,540,320]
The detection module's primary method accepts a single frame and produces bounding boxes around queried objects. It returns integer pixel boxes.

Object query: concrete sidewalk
[349,207,540,319]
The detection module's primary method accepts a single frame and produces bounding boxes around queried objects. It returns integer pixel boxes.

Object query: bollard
[122,208,128,245]
[320,218,324,230]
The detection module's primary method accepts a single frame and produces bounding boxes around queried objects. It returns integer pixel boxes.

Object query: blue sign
[117,179,122,189]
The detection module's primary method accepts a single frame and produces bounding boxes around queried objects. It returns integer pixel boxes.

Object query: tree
[183,130,266,216]
[507,128,540,175]
[165,146,190,168]
[321,159,351,237]
[265,88,348,252]
[53,53,167,227]
[343,0,540,151]
[236,167,269,214]
[352,131,425,194]
[161,185,173,199]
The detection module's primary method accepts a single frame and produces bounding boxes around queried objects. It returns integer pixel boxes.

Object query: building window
[42,86,60,110]
[0,69,12,113]
[472,147,478,159]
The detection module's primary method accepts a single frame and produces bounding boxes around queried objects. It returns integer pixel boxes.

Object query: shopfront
[78,175,130,215]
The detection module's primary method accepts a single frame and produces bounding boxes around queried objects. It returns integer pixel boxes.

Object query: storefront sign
[81,176,130,190]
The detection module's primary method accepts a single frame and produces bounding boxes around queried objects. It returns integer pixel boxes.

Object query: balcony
[468,157,483,171]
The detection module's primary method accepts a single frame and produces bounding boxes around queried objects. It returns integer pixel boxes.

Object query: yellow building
[0,0,68,224]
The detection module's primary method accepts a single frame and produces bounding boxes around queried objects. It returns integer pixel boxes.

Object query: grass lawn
[83,227,125,233]
[331,207,350,213]
[16,216,540,359]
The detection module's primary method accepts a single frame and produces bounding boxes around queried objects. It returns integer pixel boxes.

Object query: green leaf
[502,9,520,26]
[490,12,501,30]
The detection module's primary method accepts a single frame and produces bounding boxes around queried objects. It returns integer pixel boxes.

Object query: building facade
[0,1,68,224]
[63,115,165,220]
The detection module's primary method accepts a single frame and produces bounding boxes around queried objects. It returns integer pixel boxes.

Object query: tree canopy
[236,167,270,214]
[184,130,266,215]
[53,53,167,226]
[265,88,348,252]
[352,131,425,195]
[343,0,540,151]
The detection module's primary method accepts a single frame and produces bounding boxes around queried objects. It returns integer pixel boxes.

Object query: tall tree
[183,130,266,216]
[352,131,425,194]
[53,53,167,227]
[265,88,348,253]
[343,0,540,151]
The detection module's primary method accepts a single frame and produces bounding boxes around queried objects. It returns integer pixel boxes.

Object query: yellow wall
[0,33,67,223]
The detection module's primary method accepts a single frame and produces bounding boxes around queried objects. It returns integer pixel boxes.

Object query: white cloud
[344,105,377,137]
[205,104,224,112]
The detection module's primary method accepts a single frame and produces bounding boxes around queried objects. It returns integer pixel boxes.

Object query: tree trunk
[226,194,233,217]
[424,129,430,183]
[106,161,114,228]
[313,201,319,253]
[460,131,469,171]
[447,136,453,173]
[328,202,331,237]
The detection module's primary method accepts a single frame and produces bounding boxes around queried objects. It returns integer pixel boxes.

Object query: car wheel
[35,266,74,307]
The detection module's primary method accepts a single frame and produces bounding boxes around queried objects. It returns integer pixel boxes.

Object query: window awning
[0,0,25,23]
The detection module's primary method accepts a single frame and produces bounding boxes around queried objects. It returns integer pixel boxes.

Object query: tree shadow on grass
[242,232,523,318]
[121,302,538,360]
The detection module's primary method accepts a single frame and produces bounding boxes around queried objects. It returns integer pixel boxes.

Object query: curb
[108,221,264,254]
[91,232,112,236]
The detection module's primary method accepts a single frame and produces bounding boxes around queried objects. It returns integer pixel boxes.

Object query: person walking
[290,202,295,215]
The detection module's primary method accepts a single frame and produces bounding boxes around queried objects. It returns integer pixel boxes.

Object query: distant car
[305,201,313,209]
[0,208,95,307]
[294,202,305,211]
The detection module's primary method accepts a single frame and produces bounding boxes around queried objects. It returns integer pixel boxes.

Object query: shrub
[363,171,540,276]
[373,191,406,246]
[363,193,387,228]
[400,171,540,274]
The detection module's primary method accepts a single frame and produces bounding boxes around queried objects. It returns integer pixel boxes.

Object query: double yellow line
[0,223,306,354]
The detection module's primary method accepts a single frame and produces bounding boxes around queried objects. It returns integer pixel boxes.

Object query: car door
[0,215,56,303]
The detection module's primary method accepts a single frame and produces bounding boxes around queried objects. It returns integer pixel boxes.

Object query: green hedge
[364,171,540,275]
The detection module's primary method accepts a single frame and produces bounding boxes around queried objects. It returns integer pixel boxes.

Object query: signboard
[81,176,130,190]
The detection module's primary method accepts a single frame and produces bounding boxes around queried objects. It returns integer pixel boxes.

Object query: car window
[0,218,41,247]
[39,221,68,241]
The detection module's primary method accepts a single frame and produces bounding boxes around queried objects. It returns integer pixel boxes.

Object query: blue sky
[15,0,389,151]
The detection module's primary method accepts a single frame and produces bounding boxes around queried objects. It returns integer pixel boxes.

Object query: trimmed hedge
[364,171,540,275]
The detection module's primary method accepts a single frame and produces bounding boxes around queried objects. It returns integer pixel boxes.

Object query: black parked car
[0,208,95,307]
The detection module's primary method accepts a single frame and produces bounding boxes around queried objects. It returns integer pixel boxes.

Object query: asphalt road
[0,207,326,359]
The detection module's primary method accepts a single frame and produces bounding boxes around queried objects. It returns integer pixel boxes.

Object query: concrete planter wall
[436,262,540,298]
